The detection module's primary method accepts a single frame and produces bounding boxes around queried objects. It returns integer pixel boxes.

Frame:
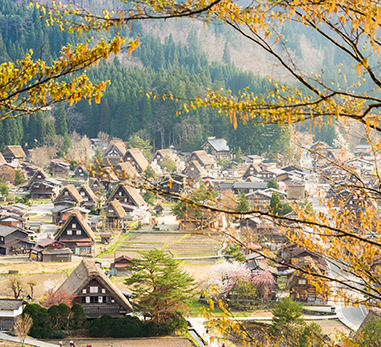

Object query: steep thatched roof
[189,150,213,167]
[123,148,149,172]
[106,183,145,207]
[114,162,138,179]
[54,184,84,205]
[78,184,98,204]
[3,146,26,159]
[57,258,132,312]
[54,209,95,241]
[107,199,127,219]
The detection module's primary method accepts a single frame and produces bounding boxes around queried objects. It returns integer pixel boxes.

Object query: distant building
[49,159,70,177]
[73,164,88,179]
[202,137,230,160]
[30,238,72,262]
[0,299,25,330]
[188,150,214,169]
[0,225,32,255]
[57,258,133,317]
[54,209,95,256]
[123,148,149,173]
[2,146,26,164]
[102,142,127,166]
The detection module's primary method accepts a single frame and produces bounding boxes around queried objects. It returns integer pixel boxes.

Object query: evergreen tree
[267,178,279,190]
[54,103,70,149]
[236,192,250,212]
[222,41,231,64]
[125,249,195,330]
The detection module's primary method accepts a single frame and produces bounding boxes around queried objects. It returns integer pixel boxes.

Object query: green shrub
[50,331,65,339]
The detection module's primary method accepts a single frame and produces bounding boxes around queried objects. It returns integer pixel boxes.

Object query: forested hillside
[0,0,290,154]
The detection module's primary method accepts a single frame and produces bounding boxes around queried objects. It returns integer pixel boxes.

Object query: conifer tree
[54,103,70,149]
[125,249,196,327]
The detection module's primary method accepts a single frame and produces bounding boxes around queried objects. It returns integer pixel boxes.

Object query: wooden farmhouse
[53,184,84,208]
[183,161,206,181]
[30,238,72,262]
[105,199,127,229]
[102,142,126,166]
[0,225,32,255]
[73,164,88,179]
[106,183,146,213]
[242,164,262,180]
[152,149,174,164]
[286,256,329,304]
[52,205,89,225]
[49,159,70,177]
[78,183,98,210]
[114,161,138,180]
[0,299,25,330]
[110,255,132,277]
[157,173,189,197]
[57,258,133,317]
[25,169,61,200]
[21,162,39,178]
[54,209,95,256]
[2,146,26,164]
[188,150,214,169]
[232,181,268,195]
[88,178,104,194]
[202,137,230,160]
[122,148,149,173]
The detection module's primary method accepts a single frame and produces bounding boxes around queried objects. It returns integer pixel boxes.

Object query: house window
[98,296,103,303]
[0,237,3,241]
[37,175,41,178]
[76,230,81,236]
[124,198,128,202]
[67,230,72,235]
[80,192,85,196]
[102,288,106,294]
[90,286,98,293]
[64,191,68,196]
[82,289,86,294]
[119,192,122,196]
[109,209,114,213]
[86,297,90,303]
[298,279,307,285]
[72,224,76,228]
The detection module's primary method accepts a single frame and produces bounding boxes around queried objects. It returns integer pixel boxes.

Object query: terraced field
[100,231,223,265]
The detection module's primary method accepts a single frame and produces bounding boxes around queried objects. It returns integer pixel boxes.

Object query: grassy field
[99,231,223,265]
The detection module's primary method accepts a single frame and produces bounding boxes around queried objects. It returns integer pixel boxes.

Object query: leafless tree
[8,277,24,299]
[66,107,85,133]
[14,313,33,347]
[29,145,56,169]
[27,281,36,298]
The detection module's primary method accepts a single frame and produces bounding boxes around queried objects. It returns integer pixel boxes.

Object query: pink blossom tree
[251,271,277,302]
[208,260,252,295]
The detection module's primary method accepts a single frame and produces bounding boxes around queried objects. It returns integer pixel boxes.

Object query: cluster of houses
[0,135,378,325]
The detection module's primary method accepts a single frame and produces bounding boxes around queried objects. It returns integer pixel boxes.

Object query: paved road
[29,202,54,215]
[0,331,58,347]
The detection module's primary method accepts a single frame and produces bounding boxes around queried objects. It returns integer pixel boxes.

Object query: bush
[88,313,113,337]
[70,303,86,330]
[23,303,53,339]
[111,316,143,338]
[50,331,66,339]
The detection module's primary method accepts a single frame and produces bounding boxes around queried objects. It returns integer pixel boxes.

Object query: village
[0,134,375,346]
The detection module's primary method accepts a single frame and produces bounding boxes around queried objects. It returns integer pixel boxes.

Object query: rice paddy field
[99,231,224,265]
